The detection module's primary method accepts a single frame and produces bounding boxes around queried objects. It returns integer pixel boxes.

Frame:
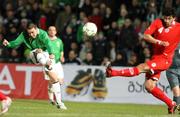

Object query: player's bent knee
[37,53,47,65]
[145,86,151,93]
[59,78,64,84]
[144,82,156,92]
[46,71,59,82]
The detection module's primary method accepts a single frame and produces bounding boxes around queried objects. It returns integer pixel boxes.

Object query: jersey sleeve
[41,32,55,54]
[7,32,24,48]
[144,19,160,35]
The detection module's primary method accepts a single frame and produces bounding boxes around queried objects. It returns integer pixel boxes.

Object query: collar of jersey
[37,28,40,34]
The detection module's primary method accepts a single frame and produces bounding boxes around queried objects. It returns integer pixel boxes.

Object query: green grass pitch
[1,99,179,117]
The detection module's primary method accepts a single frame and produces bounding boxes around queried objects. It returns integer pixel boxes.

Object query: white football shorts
[44,62,64,80]
[29,49,55,71]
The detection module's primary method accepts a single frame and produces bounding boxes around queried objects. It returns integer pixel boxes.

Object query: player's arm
[60,51,65,63]
[3,33,24,48]
[144,34,169,46]
[143,19,169,47]
[59,39,64,63]
[42,32,55,58]
[143,34,158,44]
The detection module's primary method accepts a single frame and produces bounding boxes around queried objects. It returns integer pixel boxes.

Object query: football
[83,22,97,37]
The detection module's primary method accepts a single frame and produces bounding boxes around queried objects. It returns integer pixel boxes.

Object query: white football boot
[57,102,67,110]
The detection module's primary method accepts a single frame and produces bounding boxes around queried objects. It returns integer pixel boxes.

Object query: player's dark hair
[23,22,37,39]
[162,8,176,17]
[27,22,37,29]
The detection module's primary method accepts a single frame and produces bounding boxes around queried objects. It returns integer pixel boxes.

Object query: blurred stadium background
[0,0,180,116]
[0,0,180,66]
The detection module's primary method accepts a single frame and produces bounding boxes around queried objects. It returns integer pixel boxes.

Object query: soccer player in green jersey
[2,23,62,106]
[46,26,67,110]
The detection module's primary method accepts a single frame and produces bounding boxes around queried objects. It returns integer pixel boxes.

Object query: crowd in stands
[0,0,179,66]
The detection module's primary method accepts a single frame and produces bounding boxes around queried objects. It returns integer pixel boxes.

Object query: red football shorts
[145,55,172,81]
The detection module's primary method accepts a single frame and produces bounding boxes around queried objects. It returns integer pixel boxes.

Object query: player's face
[27,27,38,38]
[48,26,57,37]
[162,16,175,27]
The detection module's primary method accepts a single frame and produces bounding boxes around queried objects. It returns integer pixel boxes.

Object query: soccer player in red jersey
[106,8,180,114]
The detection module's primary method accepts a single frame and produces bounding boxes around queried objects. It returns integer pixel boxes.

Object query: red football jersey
[144,18,180,59]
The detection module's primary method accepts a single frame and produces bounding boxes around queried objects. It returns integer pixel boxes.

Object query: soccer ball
[83,22,97,37]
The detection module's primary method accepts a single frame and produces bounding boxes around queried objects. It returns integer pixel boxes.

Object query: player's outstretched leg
[105,62,112,77]
[105,62,140,77]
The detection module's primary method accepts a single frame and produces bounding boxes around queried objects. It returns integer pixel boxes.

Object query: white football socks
[52,82,62,104]
[48,86,54,102]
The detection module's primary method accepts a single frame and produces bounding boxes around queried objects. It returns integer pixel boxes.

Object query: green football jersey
[50,37,64,63]
[7,29,54,54]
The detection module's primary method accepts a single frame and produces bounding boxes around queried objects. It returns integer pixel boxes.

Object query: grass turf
[0,99,179,117]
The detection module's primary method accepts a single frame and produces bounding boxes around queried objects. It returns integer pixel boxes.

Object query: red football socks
[0,92,7,101]
[150,87,173,108]
[111,67,140,77]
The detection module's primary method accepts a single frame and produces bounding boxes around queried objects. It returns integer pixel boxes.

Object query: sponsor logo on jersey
[151,63,156,67]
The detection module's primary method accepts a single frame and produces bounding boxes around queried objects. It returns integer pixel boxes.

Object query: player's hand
[160,41,169,46]
[3,39,9,46]
[35,48,43,53]
[156,40,169,47]
[60,56,65,63]
[46,60,52,70]
[49,54,55,59]
[46,60,52,66]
